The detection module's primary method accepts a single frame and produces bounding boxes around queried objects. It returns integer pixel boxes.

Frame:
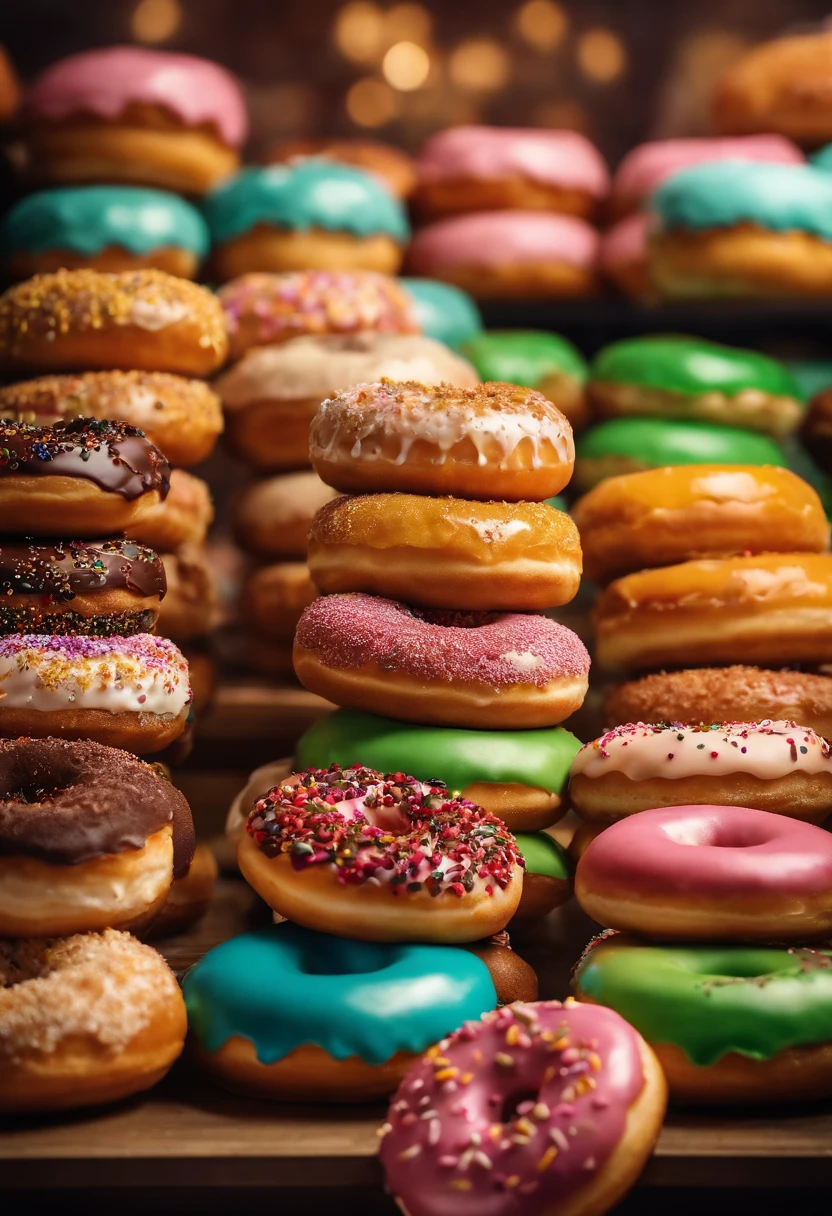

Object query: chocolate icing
[0,736,195,876]
[0,538,166,600]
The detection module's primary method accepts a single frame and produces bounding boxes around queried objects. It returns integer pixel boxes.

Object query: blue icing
[203,161,410,244]
[0,186,209,257]
[182,923,496,1066]
[400,278,482,350]
[811,145,832,174]
[652,160,832,241]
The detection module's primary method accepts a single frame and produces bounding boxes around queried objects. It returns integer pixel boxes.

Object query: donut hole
[409,606,500,629]
[2,781,68,805]
[297,940,389,978]
[498,1088,539,1122]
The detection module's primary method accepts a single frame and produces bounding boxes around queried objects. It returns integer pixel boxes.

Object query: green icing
[203,162,410,244]
[576,417,786,467]
[591,335,802,401]
[463,330,588,389]
[296,708,580,796]
[546,494,568,512]
[811,144,832,174]
[784,359,832,401]
[400,278,482,350]
[514,831,570,880]
[0,186,209,257]
[183,924,496,1066]
[574,940,832,1067]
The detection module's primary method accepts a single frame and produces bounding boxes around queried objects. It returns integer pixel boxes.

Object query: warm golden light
[578,27,627,82]
[516,1,567,51]
[346,77,400,126]
[382,41,430,90]
[534,98,589,132]
[384,4,432,44]
[334,2,385,64]
[131,0,182,43]
[449,39,510,92]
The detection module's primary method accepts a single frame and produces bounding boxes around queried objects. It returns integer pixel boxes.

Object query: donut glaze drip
[0,538,165,600]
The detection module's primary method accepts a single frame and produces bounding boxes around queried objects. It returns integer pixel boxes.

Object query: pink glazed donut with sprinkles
[293,593,590,730]
[380,998,667,1216]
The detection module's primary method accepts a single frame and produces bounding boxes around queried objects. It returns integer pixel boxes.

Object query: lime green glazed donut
[464,330,589,429]
[511,830,572,923]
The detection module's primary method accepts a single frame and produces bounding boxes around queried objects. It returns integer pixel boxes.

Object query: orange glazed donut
[156,546,218,643]
[714,31,832,144]
[0,269,228,376]
[127,468,214,550]
[574,464,829,584]
[595,553,832,672]
[231,471,338,560]
[0,930,186,1114]
[243,562,317,643]
[310,379,575,501]
[308,493,582,610]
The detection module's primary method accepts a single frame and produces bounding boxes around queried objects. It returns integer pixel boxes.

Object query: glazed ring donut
[0,633,192,754]
[126,468,214,550]
[231,471,337,561]
[265,137,417,198]
[569,721,832,825]
[0,929,186,1114]
[0,370,223,467]
[156,546,218,643]
[381,998,667,1215]
[310,379,575,501]
[511,831,572,923]
[714,31,832,144]
[574,464,829,585]
[148,842,218,938]
[594,553,832,672]
[243,562,316,644]
[0,268,228,376]
[308,493,582,610]
[238,765,523,942]
[294,593,590,729]
[0,736,194,937]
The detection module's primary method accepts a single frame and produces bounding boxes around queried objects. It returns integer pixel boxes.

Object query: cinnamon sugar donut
[231,471,337,561]
[243,562,317,644]
[127,468,213,550]
[156,546,218,643]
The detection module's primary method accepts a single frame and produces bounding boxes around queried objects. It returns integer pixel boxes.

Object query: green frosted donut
[463,330,588,389]
[400,278,482,351]
[514,831,570,878]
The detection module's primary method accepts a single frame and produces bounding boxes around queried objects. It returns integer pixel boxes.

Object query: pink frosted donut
[407,212,599,300]
[576,804,832,942]
[380,998,667,1216]
[293,592,590,729]
[601,212,651,298]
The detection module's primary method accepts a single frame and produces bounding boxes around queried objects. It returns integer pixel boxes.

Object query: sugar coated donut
[574,465,828,584]
[0,736,194,937]
[264,137,417,198]
[149,842,218,938]
[242,562,316,644]
[400,278,482,351]
[569,721,832,825]
[381,998,666,1216]
[594,553,832,671]
[296,708,580,832]
[310,379,575,501]
[462,330,589,430]
[601,212,651,299]
[126,468,213,550]
[231,471,337,560]
[512,831,572,922]
[156,545,217,642]
[0,370,223,467]
[714,31,832,144]
[588,335,804,437]
[205,162,411,279]
[294,594,590,729]
[0,633,191,753]
[573,935,832,1104]
[408,210,599,299]
[238,764,523,942]
[216,333,479,473]
[24,46,247,194]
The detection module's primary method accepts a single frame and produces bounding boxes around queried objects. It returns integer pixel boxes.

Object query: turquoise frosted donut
[399,277,482,350]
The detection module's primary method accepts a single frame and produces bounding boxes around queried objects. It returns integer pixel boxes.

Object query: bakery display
[463,329,589,429]
[399,277,483,350]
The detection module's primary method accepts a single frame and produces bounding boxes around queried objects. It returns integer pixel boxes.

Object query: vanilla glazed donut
[0,736,194,937]
[243,562,316,644]
[148,842,218,938]
[569,721,832,825]
[126,468,213,550]
[231,471,338,561]
[156,545,218,643]
[294,593,590,730]
[310,379,575,501]
[238,764,523,942]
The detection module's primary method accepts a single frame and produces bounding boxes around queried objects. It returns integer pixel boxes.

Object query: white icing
[0,652,190,716]
[130,296,190,332]
[468,518,530,542]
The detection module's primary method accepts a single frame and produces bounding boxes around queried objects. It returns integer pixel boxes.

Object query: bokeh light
[515,1,567,52]
[131,0,182,43]
[384,4,432,44]
[334,2,385,64]
[578,27,627,82]
[534,97,589,131]
[382,41,430,90]
[449,39,510,92]
[346,77,400,126]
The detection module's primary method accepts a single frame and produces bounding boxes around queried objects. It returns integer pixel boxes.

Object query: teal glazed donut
[0,186,209,280]
[183,923,497,1100]
[573,934,832,1104]
[400,277,482,351]
[463,329,590,430]
[512,830,572,922]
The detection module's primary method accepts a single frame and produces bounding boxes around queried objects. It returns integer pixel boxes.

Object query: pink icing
[380,999,645,1216]
[295,594,590,689]
[612,136,803,208]
[25,46,248,147]
[409,211,599,271]
[417,126,609,195]
[600,212,650,271]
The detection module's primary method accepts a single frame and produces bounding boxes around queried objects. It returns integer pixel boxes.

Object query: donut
[296,707,580,833]
[0,416,170,537]
[604,667,832,740]
[0,736,194,937]
[148,842,218,938]
[462,330,589,431]
[156,546,218,642]
[127,468,213,550]
[308,494,582,611]
[218,269,418,362]
[23,46,247,194]
[573,934,832,1105]
[0,370,223,467]
[408,211,599,299]
[588,335,804,437]
[512,831,572,923]
[242,562,316,644]
[309,379,575,501]
[573,417,785,495]
[0,186,209,280]
[179,645,217,716]
[204,162,411,280]
[231,471,337,560]
[413,126,609,220]
[183,922,503,1101]
[0,633,191,753]
[569,721,832,825]
[380,998,666,1216]
[0,268,228,376]
[225,758,295,851]
[264,137,417,198]
[594,553,832,672]
[215,333,479,473]
[294,594,590,729]
[714,31,832,144]
[238,764,523,942]
[0,929,186,1114]
[601,212,651,299]
[801,386,832,474]
[400,278,482,351]
[650,162,832,298]
[0,538,166,637]
[574,465,829,584]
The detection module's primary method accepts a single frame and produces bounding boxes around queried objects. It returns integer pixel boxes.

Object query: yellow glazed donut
[231,471,338,561]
